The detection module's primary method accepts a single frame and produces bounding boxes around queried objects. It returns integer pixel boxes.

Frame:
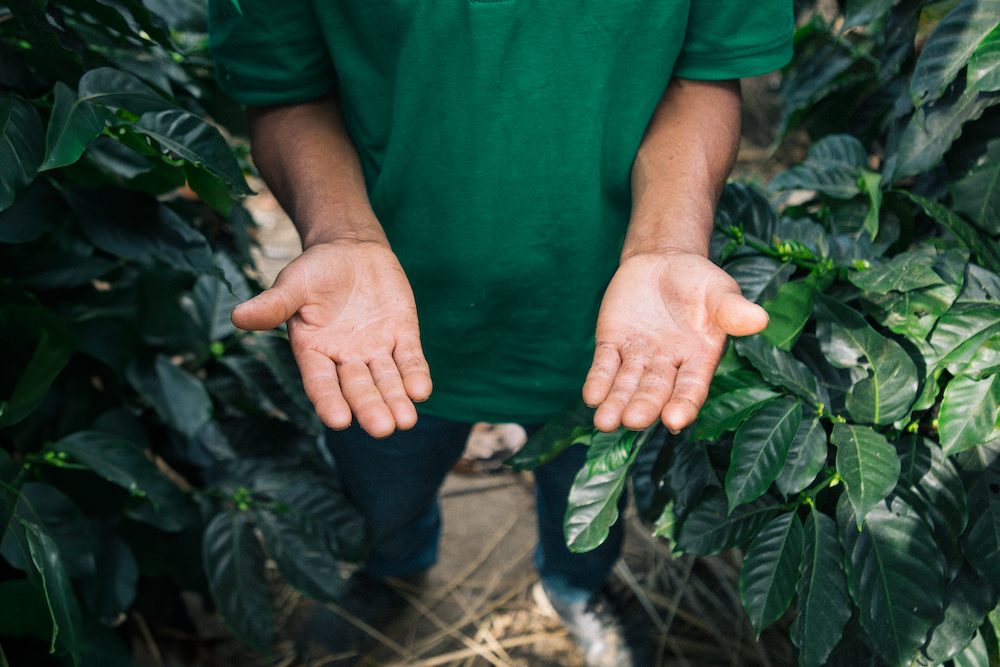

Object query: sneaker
[537,581,653,667]
[297,570,423,666]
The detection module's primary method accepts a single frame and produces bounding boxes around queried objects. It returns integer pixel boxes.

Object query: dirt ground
[136,73,806,667]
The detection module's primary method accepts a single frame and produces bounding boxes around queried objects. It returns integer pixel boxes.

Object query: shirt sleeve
[207,0,337,107]
[673,0,794,80]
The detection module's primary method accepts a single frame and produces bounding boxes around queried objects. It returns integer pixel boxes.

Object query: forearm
[623,77,742,261]
[246,90,387,249]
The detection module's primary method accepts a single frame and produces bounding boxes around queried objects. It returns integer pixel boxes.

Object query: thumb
[710,290,769,337]
[231,272,307,331]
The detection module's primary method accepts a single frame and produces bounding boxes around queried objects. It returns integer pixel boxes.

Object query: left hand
[582,250,769,433]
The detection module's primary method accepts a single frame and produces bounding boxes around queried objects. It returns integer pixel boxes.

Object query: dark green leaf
[815,295,919,425]
[843,0,895,31]
[939,374,1000,456]
[661,440,721,519]
[508,400,595,471]
[761,279,815,351]
[126,355,213,438]
[956,263,1000,310]
[0,93,44,212]
[79,535,139,627]
[893,88,1000,182]
[22,519,83,666]
[586,428,638,478]
[793,508,852,667]
[769,134,870,199]
[924,567,999,664]
[776,410,828,497]
[927,309,1000,373]
[952,628,996,667]
[863,283,959,339]
[837,494,946,667]
[723,256,795,304]
[237,333,319,431]
[254,507,342,604]
[693,387,780,441]
[906,192,1000,273]
[735,336,826,408]
[715,182,779,241]
[950,137,1000,234]
[203,511,272,651]
[832,423,901,527]
[969,24,1000,91]
[910,0,1000,105]
[726,398,801,512]
[740,511,804,634]
[675,488,779,556]
[962,474,1000,588]
[564,436,643,553]
[850,246,945,294]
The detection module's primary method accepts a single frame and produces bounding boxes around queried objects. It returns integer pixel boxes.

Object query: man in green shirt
[210,2,792,664]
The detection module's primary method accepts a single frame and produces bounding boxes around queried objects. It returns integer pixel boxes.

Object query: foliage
[0,1,365,664]
[517,2,1000,665]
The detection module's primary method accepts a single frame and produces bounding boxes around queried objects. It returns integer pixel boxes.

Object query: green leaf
[850,246,945,294]
[892,87,1000,182]
[190,271,241,342]
[776,410,829,497]
[716,182,779,241]
[939,374,1000,456]
[0,93,44,212]
[507,400,595,471]
[21,519,83,666]
[564,435,644,553]
[837,494,946,667]
[136,109,251,194]
[906,191,1000,273]
[48,431,187,509]
[726,398,802,512]
[815,295,919,425]
[962,473,1000,589]
[660,440,721,519]
[863,284,960,339]
[969,24,1000,91]
[735,336,826,408]
[79,535,139,627]
[723,256,795,304]
[832,423,901,528]
[843,0,895,31]
[768,134,869,199]
[761,279,815,350]
[739,511,804,635]
[928,309,1000,374]
[586,429,638,478]
[202,511,272,651]
[950,137,1000,235]
[236,333,319,431]
[793,508,852,667]
[859,169,883,241]
[910,0,1000,105]
[694,386,780,441]
[254,507,342,604]
[956,263,1000,310]
[675,488,779,556]
[126,355,213,439]
[924,567,999,665]
[951,627,997,667]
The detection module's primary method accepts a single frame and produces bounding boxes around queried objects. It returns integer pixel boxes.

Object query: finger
[338,359,397,439]
[369,353,418,431]
[593,356,645,432]
[582,342,622,408]
[232,270,306,331]
[709,290,769,337]
[394,335,433,403]
[297,348,353,430]
[660,354,718,432]
[621,360,678,431]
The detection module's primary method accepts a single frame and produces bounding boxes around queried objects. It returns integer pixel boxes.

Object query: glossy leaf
[715,182,779,241]
[843,0,895,31]
[79,535,139,627]
[507,400,595,470]
[850,246,945,294]
[203,511,272,651]
[928,309,1000,374]
[951,628,997,667]
[832,423,901,527]
[838,494,946,667]
[190,272,241,342]
[564,436,643,553]
[0,93,44,211]
[127,355,212,439]
[726,398,802,512]
[956,263,1000,310]
[863,283,959,339]
[776,410,829,497]
[724,256,795,304]
[950,137,1000,235]
[793,509,852,667]
[962,474,1000,589]
[924,567,999,665]
[893,87,1000,182]
[660,440,721,519]
[969,24,1000,91]
[761,279,815,351]
[907,192,1000,273]
[675,488,779,556]
[22,519,83,666]
[693,386,780,441]
[910,0,1000,105]
[740,512,804,634]
[586,428,641,478]
[815,295,919,425]
[769,134,869,199]
[939,374,1000,456]
[254,508,342,604]
[735,336,826,408]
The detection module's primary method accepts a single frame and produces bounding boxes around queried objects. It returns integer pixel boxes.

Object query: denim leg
[324,415,473,580]
[533,442,626,604]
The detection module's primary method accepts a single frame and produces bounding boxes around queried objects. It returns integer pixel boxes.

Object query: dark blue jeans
[324,413,624,604]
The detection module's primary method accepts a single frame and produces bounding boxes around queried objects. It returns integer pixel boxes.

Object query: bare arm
[583,78,769,432]
[234,91,432,438]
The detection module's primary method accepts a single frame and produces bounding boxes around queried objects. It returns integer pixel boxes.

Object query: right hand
[231,241,432,438]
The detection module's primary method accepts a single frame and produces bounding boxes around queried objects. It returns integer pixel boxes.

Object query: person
[208,3,793,665]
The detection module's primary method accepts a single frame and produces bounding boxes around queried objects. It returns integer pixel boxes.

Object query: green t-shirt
[208,0,793,424]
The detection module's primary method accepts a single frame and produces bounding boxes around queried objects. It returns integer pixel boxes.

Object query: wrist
[297,206,390,250]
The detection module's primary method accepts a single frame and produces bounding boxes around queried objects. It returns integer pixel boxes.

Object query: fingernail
[669,428,681,436]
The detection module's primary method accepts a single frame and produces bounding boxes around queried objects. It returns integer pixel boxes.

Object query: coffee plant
[514,1,1000,665]
[0,1,365,665]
